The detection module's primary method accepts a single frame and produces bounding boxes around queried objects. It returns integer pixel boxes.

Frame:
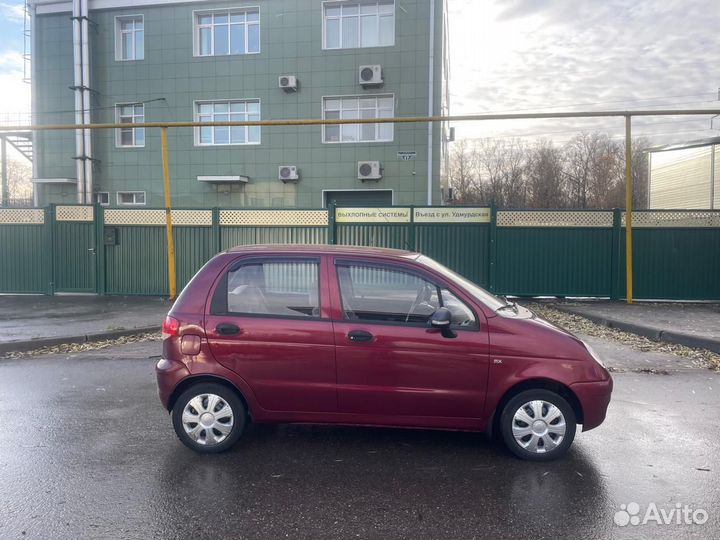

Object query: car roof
[224,244,420,260]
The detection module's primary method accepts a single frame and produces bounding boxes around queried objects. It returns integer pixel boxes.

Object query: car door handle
[216,323,241,336]
[348,330,374,342]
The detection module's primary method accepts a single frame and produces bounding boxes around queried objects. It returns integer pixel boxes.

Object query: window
[115,15,144,61]
[323,1,394,49]
[323,95,394,143]
[195,9,260,56]
[195,100,261,146]
[94,192,109,206]
[337,264,477,327]
[117,191,146,206]
[116,104,145,147]
[224,261,320,317]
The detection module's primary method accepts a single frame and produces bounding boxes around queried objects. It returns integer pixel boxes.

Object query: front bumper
[155,357,191,410]
[570,377,613,431]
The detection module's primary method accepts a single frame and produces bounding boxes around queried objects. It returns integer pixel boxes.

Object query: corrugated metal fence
[0,205,719,300]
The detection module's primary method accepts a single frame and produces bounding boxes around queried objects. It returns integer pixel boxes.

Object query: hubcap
[181,393,234,446]
[512,400,566,453]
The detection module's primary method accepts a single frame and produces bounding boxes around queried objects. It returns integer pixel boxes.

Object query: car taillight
[162,316,180,339]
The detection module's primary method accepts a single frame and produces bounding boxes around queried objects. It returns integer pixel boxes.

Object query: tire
[171,383,247,454]
[500,389,577,461]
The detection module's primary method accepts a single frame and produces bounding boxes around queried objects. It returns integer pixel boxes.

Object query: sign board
[397,151,417,161]
[413,207,491,223]
[336,207,411,223]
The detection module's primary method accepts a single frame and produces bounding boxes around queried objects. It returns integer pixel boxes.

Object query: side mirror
[429,307,457,339]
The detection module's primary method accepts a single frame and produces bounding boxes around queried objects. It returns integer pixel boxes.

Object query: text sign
[336,208,411,223]
[413,207,492,223]
[397,151,417,161]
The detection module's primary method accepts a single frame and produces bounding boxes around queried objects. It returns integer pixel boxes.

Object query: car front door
[329,258,490,421]
[206,256,337,413]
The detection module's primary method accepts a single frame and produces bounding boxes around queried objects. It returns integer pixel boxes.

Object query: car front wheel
[500,389,577,461]
[171,383,246,453]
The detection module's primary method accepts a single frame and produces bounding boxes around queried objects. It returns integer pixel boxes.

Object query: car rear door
[329,257,490,420]
[205,256,337,413]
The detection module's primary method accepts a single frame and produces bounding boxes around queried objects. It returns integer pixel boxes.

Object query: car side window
[338,264,438,323]
[226,261,320,318]
[440,288,477,328]
[337,263,478,327]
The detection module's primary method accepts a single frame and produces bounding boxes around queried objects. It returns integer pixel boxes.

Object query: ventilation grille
[220,210,328,226]
[56,205,94,222]
[624,211,720,228]
[497,211,613,228]
[104,209,213,226]
[0,208,44,224]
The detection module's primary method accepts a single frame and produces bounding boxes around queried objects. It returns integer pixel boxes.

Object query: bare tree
[447,140,482,204]
[631,137,651,209]
[501,139,528,208]
[527,139,567,208]
[2,159,33,204]
[447,132,654,209]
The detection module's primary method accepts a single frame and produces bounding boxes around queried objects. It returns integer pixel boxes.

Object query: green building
[29,0,450,208]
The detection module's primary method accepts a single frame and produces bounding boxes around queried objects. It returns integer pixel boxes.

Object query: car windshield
[418,255,507,311]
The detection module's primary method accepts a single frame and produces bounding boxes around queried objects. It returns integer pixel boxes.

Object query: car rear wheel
[171,383,246,453]
[500,389,576,461]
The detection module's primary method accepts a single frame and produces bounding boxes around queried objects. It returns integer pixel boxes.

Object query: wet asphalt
[0,338,717,540]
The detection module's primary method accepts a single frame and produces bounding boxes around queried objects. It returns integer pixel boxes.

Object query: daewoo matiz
[156,245,612,461]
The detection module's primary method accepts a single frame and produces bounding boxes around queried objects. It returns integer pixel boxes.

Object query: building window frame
[194,99,262,147]
[322,94,394,144]
[94,192,110,206]
[115,15,144,61]
[322,0,395,50]
[117,191,146,206]
[193,7,261,57]
[115,103,145,148]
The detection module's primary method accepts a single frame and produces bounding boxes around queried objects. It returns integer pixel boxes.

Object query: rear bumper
[570,377,613,431]
[155,357,190,410]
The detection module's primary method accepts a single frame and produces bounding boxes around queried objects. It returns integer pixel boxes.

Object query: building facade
[648,137,719,209]
[29,0,449,208]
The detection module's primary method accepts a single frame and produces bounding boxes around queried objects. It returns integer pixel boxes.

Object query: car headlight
[583,341,606,368]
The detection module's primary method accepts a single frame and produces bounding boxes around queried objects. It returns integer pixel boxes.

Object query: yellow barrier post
[161,127,177,300]
[625,115,633,304]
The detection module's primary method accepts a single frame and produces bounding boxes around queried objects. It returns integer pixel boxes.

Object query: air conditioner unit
[357,161,382,181]
[359,65,383,86]
[278,165,300,183]
[278,75,298,91]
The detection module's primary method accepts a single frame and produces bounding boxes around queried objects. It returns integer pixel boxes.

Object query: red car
[156,245,612,461]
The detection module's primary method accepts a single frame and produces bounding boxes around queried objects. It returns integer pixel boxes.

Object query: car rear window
[219,260,320,318]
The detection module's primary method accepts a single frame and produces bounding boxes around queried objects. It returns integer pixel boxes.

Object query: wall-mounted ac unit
[359,65,383,87]
[278,75,298,91]
[278,165,300,183]
[357,161,382,181]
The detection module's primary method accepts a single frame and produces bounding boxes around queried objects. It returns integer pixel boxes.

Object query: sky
[447,0,720,144]
[0,0,718,147]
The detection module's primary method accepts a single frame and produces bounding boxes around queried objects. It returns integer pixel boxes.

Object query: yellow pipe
[161,127,177,301]
[2,109,720,133]
[625,116,633,305]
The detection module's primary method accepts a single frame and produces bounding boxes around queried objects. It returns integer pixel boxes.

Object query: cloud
[0,50,29,122]
[448,0,720,144]
[0,2,25,22]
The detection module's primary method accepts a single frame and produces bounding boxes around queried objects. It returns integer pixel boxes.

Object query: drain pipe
[426,0,435,205]
[81,0,92,203]
[72,0,85,203]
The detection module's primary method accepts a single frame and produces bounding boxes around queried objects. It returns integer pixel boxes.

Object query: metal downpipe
[81,0,92,203]
[72,0,84,203]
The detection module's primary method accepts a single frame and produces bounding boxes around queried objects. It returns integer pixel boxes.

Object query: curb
[0,325,161,355]
[553,306,720,354]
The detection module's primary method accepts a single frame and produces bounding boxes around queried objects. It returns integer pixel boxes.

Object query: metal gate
[52,205,96,293]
